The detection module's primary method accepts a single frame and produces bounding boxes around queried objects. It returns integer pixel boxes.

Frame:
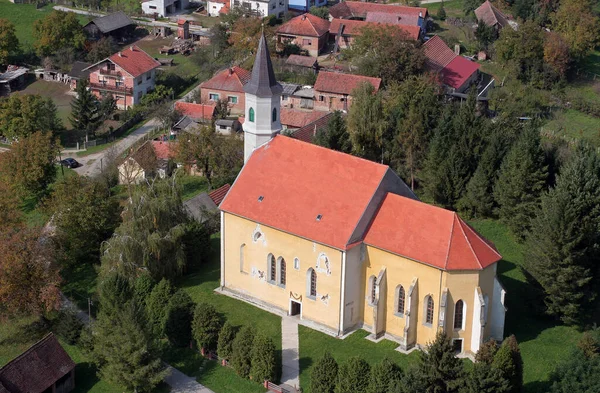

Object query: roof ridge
[443,213,456,270]
[456,215,482,269]
[0,333,54,371]
[461,219,503,260]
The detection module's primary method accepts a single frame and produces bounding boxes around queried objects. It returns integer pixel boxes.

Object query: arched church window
[454,300,465,330]
[268,254,276,282]
[249,107,255,122]
[369,275,376,305]
[307,268,317,298]
[396,285,405,315]
[272,107,277,122]
[279,257,286,286]
[425,295,434,325]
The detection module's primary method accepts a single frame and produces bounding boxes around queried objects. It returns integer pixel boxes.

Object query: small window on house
[454,300,465,330]
[293,258,300,270]
[268,254,276,282]
[240,243,246,272]
[149,5,157,9]
[138,78,142,85]
[370,276,377,305]
[209,93,219,101]
[272,108,277,122]
[302,39,311,46]
[228,96,238,104]
[425,296,434,325]
[107,63,115,70]
[396,285,405,315]
[319,95,324,102]
[249,107,255,122]
[146,73,151,81]
[253,231,262,242]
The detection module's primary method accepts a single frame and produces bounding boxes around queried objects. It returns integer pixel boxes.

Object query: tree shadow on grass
[72,362,101,393]
[524,380,552,393]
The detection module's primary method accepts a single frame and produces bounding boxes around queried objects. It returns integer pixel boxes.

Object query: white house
[230,0,288,18]
[142,0,189,17]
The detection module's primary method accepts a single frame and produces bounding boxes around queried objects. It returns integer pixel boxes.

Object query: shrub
[250,332,276,383]
[146,278,173,337]
[54,309,84,345]
[368,357,402,393]
[231,325,255,378]
[164,290,195,347]
[336,357,371,393]
[192,303,223,352]
[133,273,155,306]
[437,2,447,20]
[310,352,338,393]
[492,335,523,393]
[217,321,236,360]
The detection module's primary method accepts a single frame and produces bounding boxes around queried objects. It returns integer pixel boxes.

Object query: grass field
[134,36,203,82]
[543,108,600,147]
[18,80,74,129]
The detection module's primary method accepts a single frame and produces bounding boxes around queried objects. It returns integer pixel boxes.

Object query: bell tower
[243,31,282,162]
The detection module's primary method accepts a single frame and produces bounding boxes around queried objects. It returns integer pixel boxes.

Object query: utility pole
[88,298,92,321]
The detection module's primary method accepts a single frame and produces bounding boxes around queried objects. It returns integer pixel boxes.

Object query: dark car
[60,158,80,168]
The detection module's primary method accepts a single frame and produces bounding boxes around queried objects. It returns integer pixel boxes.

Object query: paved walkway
[281,316,300,391]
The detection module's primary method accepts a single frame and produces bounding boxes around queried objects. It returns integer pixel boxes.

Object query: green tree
[93,302,167,393]
[164,289,195,347]
[192,303,223,352]
[217,321,236,360]
[33,10,85,57]
[551,0,600,60]
[475,339,500,364]
[0,19,18,65]
[492,335,523,393]
[412,332,465,393]
[145,278,173,337]
[100,181,191,281]
[310,352,338,393]
[0,131,59,201]
[86,36,118,63]
[98,272,134,319]
[524,143,600,325]
[463,0,481,15]
[231,325,256,378]
[495,21,545,85]
[133,273,155,306]
[494,125,548,239]
[463,362,511,393]
[437,1,447,20]
[0,94,62,139]
[347,82,387,162]
[313,111,351,153]
[54,309,84,345]
[309,6,329,19]
[550,331,600,392]
[70,79,100,140]
[250,332,277,383]
[368,357,402,393]
[336,357,371,393]
[47,176,121,267]
[475,20,498,51]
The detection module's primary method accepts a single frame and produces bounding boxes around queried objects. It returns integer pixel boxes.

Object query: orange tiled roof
[291,112,335,143]
[150,140,173,160]
[475,0,509,28]
[108,46,161,78]
[280,109,329,129]
[329,1,428,20]
[277,13,331,37]
[314,71,381,96]
[329,18,420,40]
[365,193,501,270]
[175,101,216,121]
[423,35,457,72]
[220,135,390,250]
[208,183,231,206]
[200,66,251,93]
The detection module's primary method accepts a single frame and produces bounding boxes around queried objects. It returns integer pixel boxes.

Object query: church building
[218,33,506,356]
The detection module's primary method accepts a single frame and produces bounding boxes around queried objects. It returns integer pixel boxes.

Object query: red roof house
[423,36,480,92]
[208,183,231,206]
[276,13,331,57]
[84,45,161,109]
[329,18,421,50]
[175,101,217,122]
[280,108,329,129]
[329,1,428,22]
[0,333,76,393]
[199,66,251,114]
[313,71,381,111]
[475,0,510,30]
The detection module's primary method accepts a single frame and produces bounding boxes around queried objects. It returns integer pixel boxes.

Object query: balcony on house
[99,68,123,78]
[89,82,133,94]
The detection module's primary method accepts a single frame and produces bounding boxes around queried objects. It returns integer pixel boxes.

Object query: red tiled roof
[285,54,318,68]
[291,112,335,143]
[364,193,501,270]
[219,3,230,14]
[277,13,330,37]
[280,109,329,128]
[423,35,456,72]
[175,101,216,121]
[209,183,231,206]
[441,56,480,90]
[200,66,251,93]
[178,18,188,25]
[220,135,390,250]
[0,333,75,393]
[329,18,420,40]
[365,11,420,26]
[475,0,509,28]
[329,1,428,20]
[108,45,161,78]
[238,116,245,125]
[314,71,381,95]
[150,140,174,160]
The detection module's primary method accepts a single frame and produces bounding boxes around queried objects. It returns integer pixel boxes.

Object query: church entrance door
[290,300,301,317]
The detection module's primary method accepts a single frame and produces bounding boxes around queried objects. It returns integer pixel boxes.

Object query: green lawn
[134,36,203,82]
[543,108,600,147]
[178,175,209,201]
[580,49,600,76]
[423,0,465,19]
[18,80,74,129]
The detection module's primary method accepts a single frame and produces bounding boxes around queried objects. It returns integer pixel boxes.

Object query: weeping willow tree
[100,179,191,281]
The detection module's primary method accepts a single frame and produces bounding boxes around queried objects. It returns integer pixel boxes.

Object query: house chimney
[454,44,460,55]
[229,68,234,75]
[419,11,422,18]
[302,14,306,20]
[118,51,123,57]
[130,46,134,51]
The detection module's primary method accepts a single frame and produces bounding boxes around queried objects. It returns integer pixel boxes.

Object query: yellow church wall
[441,270,480,352]
[222,212,344,333]
[362,245,444,347]
[477,264,498,339]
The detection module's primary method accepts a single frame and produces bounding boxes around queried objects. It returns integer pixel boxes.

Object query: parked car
[60,158,80,168]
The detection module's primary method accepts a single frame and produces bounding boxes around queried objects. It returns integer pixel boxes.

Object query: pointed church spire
[244,31,282,97]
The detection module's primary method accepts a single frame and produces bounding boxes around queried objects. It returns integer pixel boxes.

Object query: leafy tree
[0,131,59,200]
[93,302,167,393]
[576,330,600,359]
[348,24,424,85]
[0,94,62,139]
[347,82,387,162]
[463,0,481,15]
[164,289,195,347]
[145,278,173,337]
[100,181,191,281]
[463,362,511,393]
[54,309,84,345]
[33,10,85,57]
[228,17,275,62]
[492,335,523,393]
[86,36,118,63]
[524,143,600,325]
[141,84,174,107]
[495,21,545,85]
[209,23,230,54]
[47,176,121,267]
[250,332,277,383]
[0,180,21,228]
[494,125,548,239]
[133,273,155,306]
[313,111,351,153]
[368,357,402,393]
[0,227,61,317]
[336,357,371,393]
[476,339,500,364]
[475,20,498,51]
[310,352,338,393]
[309,6,329,19]
[412,332,465,393]
[217,321,236,360]
[98,272,134,319]
[231,325,256,378]
[543,32,571,79]
[0,19,18,65]
[437,1,447,20]
[551,0,600,60]
[192,303,223,352]
[70,79,100,140]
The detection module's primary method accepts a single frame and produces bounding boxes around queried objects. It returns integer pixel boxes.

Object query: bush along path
[60,293,216,393]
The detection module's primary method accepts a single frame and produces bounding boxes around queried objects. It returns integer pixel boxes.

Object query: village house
[329,1,429,32]
[423,36,481,94]
[0,66,28,96]
[475,0,512,31]
[285,54,319,73]
[281,82,315,110]
[175,101,217,123]
[280,108,329,130]
[184,183,231,222]
[199,66,251,115]
[290,111,334,143]
[118,140,174,185]
[288,0,325,12]
[83,11,135,41]
[229,0,288,18]
[84,46,161,110]
[207,0,230,16]
[142,0,189,17]
[330,19,421,51]
[313,71,381,112]
[0,333,76,393]
[67,61,91,90]
[276,13,330,57]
